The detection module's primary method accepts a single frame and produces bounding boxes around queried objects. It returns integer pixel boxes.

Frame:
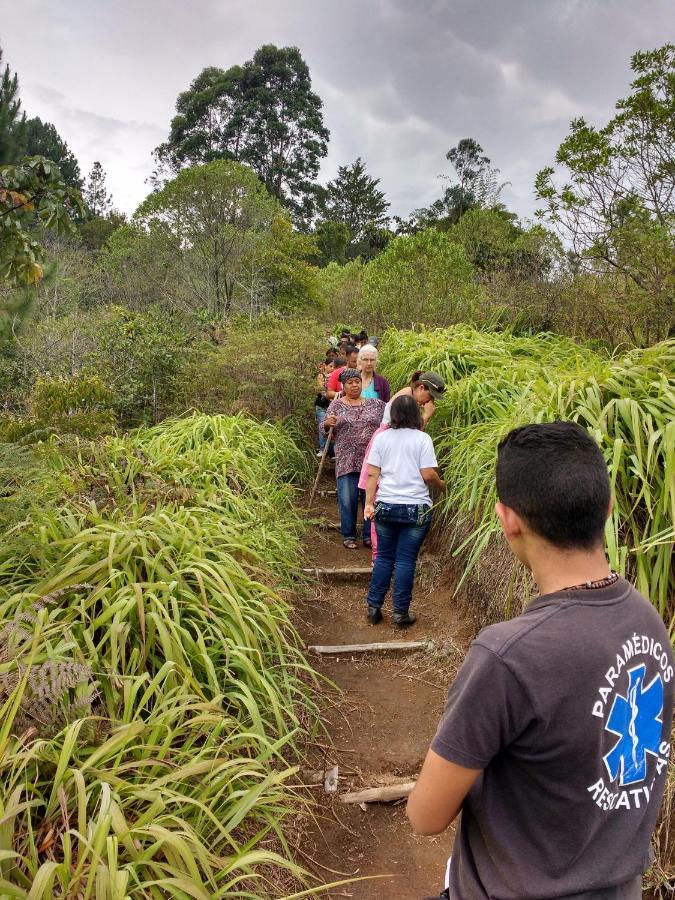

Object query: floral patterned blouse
[326,397,385,478]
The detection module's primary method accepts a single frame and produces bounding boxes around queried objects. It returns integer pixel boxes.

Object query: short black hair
[390,395,423,430]
[333,356,346,367]
[345,345,358,356]
[324,356,335,365]
[496,421,610,549]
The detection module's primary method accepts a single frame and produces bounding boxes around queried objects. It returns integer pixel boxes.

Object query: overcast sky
[1,0,673,222]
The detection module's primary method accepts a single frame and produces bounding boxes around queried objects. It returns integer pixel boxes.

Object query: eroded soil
[295,476,473,900]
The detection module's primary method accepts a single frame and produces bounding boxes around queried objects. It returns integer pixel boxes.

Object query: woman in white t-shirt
[358,370,446,559]
[363,395,445,627]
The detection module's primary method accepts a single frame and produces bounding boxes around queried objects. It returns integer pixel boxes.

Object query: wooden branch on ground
[340,782,416,804]
[308,640,429,654]
[302,566,373,577]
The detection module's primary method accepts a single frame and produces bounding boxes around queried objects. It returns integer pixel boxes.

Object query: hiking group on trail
[311,329,673,900]
[315,328,447,626]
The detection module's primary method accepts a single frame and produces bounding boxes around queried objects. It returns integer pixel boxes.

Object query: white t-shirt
[381,399,393,425]
[367,428,438,506]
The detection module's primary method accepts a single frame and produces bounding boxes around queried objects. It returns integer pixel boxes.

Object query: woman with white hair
[357,344,390,403]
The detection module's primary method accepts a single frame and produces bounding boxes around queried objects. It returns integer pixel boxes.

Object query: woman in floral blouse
[324,369,384,549]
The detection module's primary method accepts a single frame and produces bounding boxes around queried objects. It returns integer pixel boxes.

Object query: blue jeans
[336,472,371,543]
[366,502,432,613]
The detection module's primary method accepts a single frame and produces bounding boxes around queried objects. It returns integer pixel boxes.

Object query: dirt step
[302,556,434,579]
[309,639,430,655]
[302,565,373,577]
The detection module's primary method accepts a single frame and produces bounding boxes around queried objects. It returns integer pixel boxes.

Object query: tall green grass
[0,414,321,898]
[379,326,675,637]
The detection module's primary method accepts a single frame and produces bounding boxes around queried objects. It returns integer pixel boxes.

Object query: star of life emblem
[603,664,663,786]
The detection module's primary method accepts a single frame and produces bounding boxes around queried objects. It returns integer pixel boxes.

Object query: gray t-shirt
[431,577,674,899]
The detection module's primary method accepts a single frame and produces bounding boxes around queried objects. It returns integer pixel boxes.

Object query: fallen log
[302,566,373,577]
[308,640,429,654]
[341,781,416,804]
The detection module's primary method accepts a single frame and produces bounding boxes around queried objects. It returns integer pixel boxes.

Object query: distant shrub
[0,374,116,443]
[361,228,483,330]
[316,259,365,324]
[182,315,325,438]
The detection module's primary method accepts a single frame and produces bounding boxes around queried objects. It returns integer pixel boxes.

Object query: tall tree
[402,138,506,233]
[535,43,674,328]
[155,45,329,219]
[84,161,112,217]
[133,160,279,318]
[18,117,82,189]
[445,138,491,219]
[316,157,389,239]
[0,47,24,164]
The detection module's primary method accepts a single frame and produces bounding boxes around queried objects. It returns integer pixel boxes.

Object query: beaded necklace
[561,571,619,592]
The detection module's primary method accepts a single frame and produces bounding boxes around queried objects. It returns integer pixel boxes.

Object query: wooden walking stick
[308,426,334,508]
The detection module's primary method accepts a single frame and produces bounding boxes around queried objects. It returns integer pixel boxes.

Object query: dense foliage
[0,156,84,285]
[0,413,321,897]
[379,326,675,637]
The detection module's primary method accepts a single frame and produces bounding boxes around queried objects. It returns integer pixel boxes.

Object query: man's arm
[407,749,481,835]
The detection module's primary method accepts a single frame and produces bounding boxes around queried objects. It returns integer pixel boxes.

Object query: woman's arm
[324,399,341,432]
[421,399,435,430]
[420,467,446,493]
[375,375,391,403]
[364,464,381,519]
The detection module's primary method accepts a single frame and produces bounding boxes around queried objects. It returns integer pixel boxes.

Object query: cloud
[18,81,165,214]
[2,0,672,220]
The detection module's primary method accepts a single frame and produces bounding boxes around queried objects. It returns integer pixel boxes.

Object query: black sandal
[363,539,372,549]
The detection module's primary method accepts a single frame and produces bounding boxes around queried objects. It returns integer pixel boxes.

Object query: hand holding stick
[308,426,334,508]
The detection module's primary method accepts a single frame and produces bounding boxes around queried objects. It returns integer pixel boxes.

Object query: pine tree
[317,157,390,240]
[19,117,82,189]
[0,46,24,164]
[84,161,112,217]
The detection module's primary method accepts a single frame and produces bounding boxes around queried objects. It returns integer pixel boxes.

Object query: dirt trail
[296,468,474,900]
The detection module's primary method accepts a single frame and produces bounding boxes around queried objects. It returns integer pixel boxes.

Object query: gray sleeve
[431,643,534,770]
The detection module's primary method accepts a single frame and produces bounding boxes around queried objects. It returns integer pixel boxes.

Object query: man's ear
[495,501,522,542]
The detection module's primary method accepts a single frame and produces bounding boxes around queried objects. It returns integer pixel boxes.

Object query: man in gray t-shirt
[407,422,673,899]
